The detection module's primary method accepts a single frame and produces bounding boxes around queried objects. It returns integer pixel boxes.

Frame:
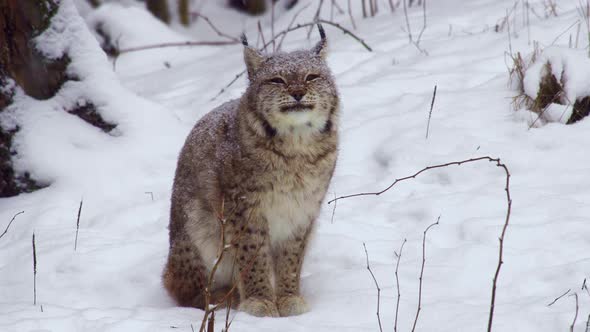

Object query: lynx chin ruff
[163,25,339,317]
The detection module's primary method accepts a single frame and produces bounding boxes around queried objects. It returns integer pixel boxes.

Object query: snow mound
[512,46,590,125]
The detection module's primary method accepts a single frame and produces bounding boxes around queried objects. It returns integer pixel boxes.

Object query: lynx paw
[239,298,280,317]
[277,295,309,317]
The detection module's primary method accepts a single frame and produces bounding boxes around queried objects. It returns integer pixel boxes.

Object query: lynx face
[243,36,338,136]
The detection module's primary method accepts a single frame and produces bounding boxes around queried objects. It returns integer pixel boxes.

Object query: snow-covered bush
[511,46,590,125]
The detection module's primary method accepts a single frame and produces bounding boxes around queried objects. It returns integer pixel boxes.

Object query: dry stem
[394,238,407,332]
[74,199,83,251]
[363,242,383,332]
[0,210,24,240]
[425,84,437,139]
[571,293,579,332]
[32,232,37,305]
[411,216,439,332]
[327,156,512,332]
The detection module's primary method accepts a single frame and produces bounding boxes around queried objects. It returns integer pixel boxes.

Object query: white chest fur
[261,188,317,247]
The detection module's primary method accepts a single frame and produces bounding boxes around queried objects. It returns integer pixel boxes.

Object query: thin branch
[326,156,512,332]
[264,19,373,52]
[403,0,414,43]
[425,84,437,139]
[211,70,247,101]
[0,211,24,240]
[348,0,357,30]
[277,3,312,51]
[74,199,83,251]
[190,12,240,43]
[547,289,571,306]
[571,293,579,332]
[394,238,407,332]
[363,243,383,332]
[307,0,325,39]
[117,40,238,56]
[257,21,269,52]
[411,217,440,332]
[271,1,276,52]
[330,192,337,224]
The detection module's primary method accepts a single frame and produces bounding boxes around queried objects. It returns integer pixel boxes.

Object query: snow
[2,0,590,331]
[522,46,590,107]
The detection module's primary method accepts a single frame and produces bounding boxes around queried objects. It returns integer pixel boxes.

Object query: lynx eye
[269,77,286,84]
[305,74,320,82]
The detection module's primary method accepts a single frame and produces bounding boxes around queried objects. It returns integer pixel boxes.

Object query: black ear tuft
[317,24,326,41]
[241,33,248,46]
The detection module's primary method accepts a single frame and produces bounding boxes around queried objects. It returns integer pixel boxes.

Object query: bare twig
[264,19,373,52]
[403,0,414,42]
[212,19,372,100]
[348,0,357,30]
[211,70,247,101]
[117,40,238,56]
[257,21,269,52]
[363,243,383,332]
[394,238,407,332]
[571,293,579,332]
[411,217,440,332]
[277,3,312,51]
[425,84,437,139]
[330,192,337,224]
[308,0,325,39]
[326,156,512,332]
[0,211,24,240]
[271,2,276,52]
[32,232,37,305]
[74,199,83,251]
[190,12,240,43]
[547,289,571,306]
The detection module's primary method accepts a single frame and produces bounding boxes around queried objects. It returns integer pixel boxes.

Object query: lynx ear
[241,33,264,79]
[312,24,328,59]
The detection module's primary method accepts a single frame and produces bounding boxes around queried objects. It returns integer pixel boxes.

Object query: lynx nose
[291,91,305,102]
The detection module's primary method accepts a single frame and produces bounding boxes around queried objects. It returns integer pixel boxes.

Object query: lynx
[163,25,339,317]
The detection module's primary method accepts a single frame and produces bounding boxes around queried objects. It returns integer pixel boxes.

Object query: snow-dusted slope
[1,1,589,331]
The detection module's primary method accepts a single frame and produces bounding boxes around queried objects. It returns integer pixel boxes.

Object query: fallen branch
[411,216,439,332]
[363,242,383,332]
[328,156,512,332]
[394,238,407,332]
[0,211,24,240]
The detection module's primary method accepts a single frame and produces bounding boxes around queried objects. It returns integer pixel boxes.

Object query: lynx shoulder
[163,25,339,317]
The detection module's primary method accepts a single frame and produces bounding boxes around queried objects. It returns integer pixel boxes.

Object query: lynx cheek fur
[162,25,339,317]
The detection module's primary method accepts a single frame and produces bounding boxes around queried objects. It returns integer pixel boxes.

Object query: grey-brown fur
[163,26,339,317]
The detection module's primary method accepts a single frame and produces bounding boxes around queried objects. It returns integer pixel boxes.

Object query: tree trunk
[0,0,68,100]
[0,0,69,197]
[146,0,170,24]
[178,0,190,26]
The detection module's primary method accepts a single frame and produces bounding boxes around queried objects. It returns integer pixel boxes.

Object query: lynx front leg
[229,213,279,317]
[273,226,312,317]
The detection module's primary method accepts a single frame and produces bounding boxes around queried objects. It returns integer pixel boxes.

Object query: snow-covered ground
[1,0,589,331]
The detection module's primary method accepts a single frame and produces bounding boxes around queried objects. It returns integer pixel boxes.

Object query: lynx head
[241,25,338,137]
